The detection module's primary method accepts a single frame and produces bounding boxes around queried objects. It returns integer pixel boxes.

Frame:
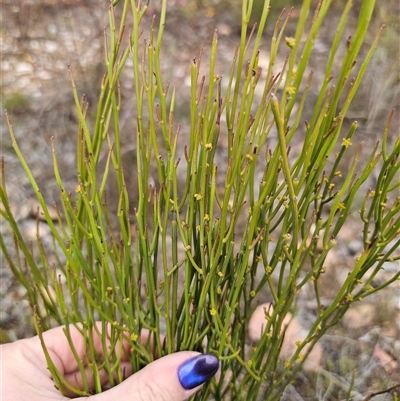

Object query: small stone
[248,303,322,371]
[0,311,10,324]
[342,303,375,330]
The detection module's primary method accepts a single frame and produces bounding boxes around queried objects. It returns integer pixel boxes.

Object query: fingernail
[177,354,219,390]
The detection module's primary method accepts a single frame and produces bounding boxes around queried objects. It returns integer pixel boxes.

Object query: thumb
[93,352,219,401]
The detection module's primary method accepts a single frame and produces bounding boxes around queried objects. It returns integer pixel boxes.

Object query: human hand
[1,325,219,401]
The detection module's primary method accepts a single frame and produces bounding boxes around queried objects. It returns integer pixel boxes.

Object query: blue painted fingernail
[177,354,219,390]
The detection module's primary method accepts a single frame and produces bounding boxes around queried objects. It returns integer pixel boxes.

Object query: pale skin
[1,324,207,401]
[2,305,315,400]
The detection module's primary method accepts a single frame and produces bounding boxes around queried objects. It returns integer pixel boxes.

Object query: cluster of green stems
[1,0,399,399]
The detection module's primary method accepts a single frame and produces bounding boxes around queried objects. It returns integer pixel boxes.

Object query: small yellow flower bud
[341,138,352,148]
[285,37,296,48]
[285,86,296,95]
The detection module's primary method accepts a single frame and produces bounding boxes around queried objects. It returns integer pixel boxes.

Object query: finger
[93,352,219,401]
[40,323,163,395]
[42,323,158,373]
